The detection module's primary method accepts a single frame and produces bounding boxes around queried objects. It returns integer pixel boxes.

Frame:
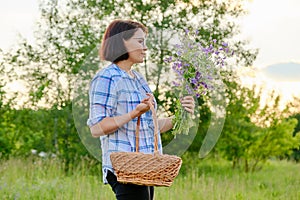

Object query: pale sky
[0,0,299,65]
[240,0,300,67]
[238,0,300,103]
[0,0,39,50]
[0,0,299,102]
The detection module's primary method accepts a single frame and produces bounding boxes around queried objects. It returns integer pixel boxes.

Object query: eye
[138,40,144,44]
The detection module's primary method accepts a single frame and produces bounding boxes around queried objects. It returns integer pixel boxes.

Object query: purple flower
[190,78,197,85]
[177,61,183,68]
[195,71,201,79]
[179,70,185,75]
[201,82,208,89]
[202,47,210,56]
[168,28,234,136]
[185,28,189,35]
[168,28,232,100]
[207,44,214,53]
[172,81,180,87]
[164,56,173,63]
[185,84,193,94]
[222,42,228,47]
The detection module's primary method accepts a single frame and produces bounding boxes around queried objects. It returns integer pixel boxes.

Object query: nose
[143,42,147,51]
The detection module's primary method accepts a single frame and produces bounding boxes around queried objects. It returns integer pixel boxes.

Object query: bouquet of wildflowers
[164,29,233,135]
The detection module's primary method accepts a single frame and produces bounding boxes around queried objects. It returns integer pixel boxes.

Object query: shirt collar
[112,63,142,81]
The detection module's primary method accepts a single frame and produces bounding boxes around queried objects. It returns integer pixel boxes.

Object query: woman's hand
[134,93,155,116]
[90,94,155,137]
[180,96,195,114]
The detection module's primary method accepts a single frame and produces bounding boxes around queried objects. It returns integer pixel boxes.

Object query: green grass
[0,156,299,200]
[157,159,300,200]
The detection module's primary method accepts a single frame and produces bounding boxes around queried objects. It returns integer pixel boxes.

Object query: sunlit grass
[0,156,299,200]
[156,159,300,200]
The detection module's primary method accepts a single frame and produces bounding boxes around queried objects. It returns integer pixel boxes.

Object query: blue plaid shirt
[87,63,162,184]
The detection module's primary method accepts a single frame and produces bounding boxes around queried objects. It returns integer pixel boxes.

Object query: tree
[1,0,257,166]
[2,0,257,108]
[218,81,300,172]
[288,97,300,161]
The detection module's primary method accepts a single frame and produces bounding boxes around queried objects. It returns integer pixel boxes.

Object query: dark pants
[106,170,154,200]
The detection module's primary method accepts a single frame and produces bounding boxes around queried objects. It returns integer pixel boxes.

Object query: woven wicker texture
[110,152,182,186]
[110,94,182,187]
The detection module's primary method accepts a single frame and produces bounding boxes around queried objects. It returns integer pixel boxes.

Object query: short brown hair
[99,19,148,63]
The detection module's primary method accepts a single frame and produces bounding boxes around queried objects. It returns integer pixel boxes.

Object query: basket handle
[135,98,159,153]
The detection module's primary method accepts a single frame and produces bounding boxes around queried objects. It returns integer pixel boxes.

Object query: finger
[148,100,155,107]
[181,96,194,100]
[141,97,150,103]
[141,100,147,104]
[180,100,195,107]
[146,93,153,101]
[181,101,195,108]
[183,104,194,112]
[183,107,194,113]
[141,100,153,109]
[142,96,151,100]
[184,96,194,100]
[145,93,155,103]
[181,99,195,104]
[142,98,152,104]
[146,93,153,97]
[181,96,194,101]
[181,104,194,110]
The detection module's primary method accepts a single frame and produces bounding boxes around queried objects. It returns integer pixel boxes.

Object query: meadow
[0,156,299,200]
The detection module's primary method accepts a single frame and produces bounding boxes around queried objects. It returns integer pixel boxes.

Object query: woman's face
[123,28,147,64]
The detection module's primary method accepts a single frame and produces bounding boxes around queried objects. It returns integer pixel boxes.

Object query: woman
[87,19,194,200]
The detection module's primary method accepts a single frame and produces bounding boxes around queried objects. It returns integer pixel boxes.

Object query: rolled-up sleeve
[87,71,117,127]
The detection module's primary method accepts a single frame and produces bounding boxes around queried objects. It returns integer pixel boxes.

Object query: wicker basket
[110,100,182,187]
